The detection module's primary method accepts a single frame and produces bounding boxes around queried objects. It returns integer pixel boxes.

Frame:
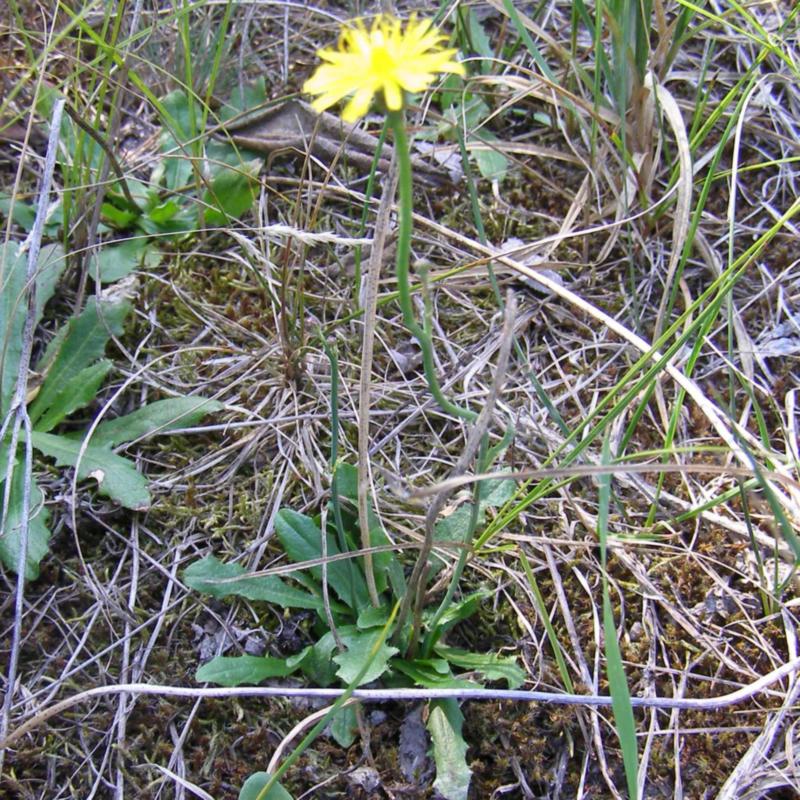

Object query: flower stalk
[305,13,474,639]
[387,109,477,424]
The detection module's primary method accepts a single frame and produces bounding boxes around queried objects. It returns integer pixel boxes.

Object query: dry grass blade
[357,149,397,609]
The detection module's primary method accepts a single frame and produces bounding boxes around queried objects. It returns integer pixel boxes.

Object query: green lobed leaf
[333,626,398,686]
[466,8,494,69]
[275,508,369,610]
[286,631,339,687]
[29,297,130,427]
[0,466,51,579]
[146,199,181,224]
[184,555,326,611]
[99,202,139,230]
[32,360,113,433]
[238,772,293,800]
[30,431,150,510]
[434,645,525,689]
[140,201,198,238]
[357,603,392,630]
[87,396,223,449]
[428,699,471,800]
[196,655,295,687]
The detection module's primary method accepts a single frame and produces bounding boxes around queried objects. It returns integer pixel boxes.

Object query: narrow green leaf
[1,242,66,415]
[33,360,113,433]
[333,627,398,686]
[730,425,800,564]
[30,431,150,510]
[519,550,575,693]
[275,508,369,610]
[392,659,476,690]
[184,556,326,611]
[429,589,491,636]
[428,699,471,800]
[238,773,293,800]
[29,297,130,426]
[598,436,639,799]
[331,461,396,593]
[88,396,223,449]
[434,645,525,689]
[0,467,50,579]
[196,655,294,687]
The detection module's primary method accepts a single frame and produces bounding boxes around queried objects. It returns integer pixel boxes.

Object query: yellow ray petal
[303,14,463,121]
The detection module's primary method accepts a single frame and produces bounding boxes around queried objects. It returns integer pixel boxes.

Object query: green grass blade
[519,549,575,693]
[598,436,639,799]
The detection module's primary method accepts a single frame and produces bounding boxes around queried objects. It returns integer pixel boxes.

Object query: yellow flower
[303,14,464,123]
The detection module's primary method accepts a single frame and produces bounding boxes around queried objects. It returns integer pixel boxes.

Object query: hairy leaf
[196,655,294,687]
[0,467,50,579]
[30,431,150,510]
[184,556,326,611]
[428,700,471,800]
[239,773,293,800]
[29,297,129,427]
[33,360,113,433]
[1,242,66,415]
[88,396,223,449]
[275,508,369,610]
[333,626,398,686]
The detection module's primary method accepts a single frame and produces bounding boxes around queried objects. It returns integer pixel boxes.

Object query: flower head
[303,14,464,123]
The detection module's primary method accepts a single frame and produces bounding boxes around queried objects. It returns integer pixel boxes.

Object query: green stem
[387,109,476,424]
[320,334,360,610]
[353,120,389,306]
